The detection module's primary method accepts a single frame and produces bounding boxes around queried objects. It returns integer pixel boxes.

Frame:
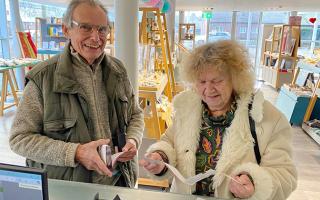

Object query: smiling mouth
[84,44,100,49]
[207,94,219,98]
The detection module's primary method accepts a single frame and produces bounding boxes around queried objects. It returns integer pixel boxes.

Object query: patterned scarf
[193,100,237,196]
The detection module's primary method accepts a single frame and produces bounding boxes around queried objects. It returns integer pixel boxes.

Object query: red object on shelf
[279,69,288,72]
[309,17,317,24]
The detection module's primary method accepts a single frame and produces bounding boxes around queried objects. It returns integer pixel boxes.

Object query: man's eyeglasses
[72,20,110,37]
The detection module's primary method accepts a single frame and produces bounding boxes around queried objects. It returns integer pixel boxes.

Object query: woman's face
[195,67,234,116]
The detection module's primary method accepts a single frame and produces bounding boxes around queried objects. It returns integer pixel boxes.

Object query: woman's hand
[139,152,166,175]
[229,174,255,199]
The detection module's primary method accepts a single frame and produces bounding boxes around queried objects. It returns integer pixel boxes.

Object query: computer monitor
[0,163,48,200]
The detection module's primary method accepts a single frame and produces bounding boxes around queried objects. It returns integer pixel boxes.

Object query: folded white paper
[144,157,215,186]
[164,163,215,186]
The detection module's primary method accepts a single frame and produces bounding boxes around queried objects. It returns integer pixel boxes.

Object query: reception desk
[48,179,223,200]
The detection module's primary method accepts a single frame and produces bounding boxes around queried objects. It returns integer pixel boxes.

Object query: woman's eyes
[199,80,223,84]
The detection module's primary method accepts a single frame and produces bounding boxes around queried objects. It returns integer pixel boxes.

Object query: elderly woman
[140,40,297,199]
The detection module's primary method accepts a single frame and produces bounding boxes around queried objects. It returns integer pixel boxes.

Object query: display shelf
[35,17,67,51]
[302,123,320,145]
[261,25,300,89]
[139,73,168,99]
[275,85,320,126]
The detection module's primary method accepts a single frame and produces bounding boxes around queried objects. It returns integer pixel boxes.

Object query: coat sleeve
[9,81,79,167]
[126,92,144,149]
[144,117,177,180]
[232,114,297,200]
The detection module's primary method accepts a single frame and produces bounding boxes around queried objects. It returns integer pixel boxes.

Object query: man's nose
[89,28,101,41]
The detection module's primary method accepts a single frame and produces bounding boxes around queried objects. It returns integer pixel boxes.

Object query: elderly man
[9,0,144,188]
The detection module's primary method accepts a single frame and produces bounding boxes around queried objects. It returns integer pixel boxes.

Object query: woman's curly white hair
[180,40,255,96]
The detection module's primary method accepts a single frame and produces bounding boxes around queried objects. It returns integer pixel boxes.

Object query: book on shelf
[265,57,278,66]
[280,59,293,70]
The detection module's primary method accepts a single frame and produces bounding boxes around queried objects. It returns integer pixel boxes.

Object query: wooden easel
[139,7,175,99]
[139,7,176,140]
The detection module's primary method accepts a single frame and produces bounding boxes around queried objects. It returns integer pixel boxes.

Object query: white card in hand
[164,163,215,186]
[143,157,215,186]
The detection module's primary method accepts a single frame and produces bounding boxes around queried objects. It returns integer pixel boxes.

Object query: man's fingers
[122,142,136,152]
[95,139,110,147]
[96,161,112,177]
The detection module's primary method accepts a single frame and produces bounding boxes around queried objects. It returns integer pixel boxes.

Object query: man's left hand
[117,139,137,162]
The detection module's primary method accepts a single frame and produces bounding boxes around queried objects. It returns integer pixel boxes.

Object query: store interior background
[0,0,320,199]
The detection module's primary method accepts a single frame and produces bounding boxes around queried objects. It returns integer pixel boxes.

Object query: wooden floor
[0,82,319,199]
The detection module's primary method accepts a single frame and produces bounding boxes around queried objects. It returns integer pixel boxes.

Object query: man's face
[63,3,108,64]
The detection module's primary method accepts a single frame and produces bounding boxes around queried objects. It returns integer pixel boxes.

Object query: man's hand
[75,139,112,177]
[139,152,166,175]
[229,174,255,199]
[117,139,137,162]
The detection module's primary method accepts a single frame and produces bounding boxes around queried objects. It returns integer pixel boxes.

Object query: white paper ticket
[144,157,215,186]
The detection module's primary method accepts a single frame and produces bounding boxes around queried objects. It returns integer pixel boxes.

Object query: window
[262,12,289,24]
[185,11,207,45]
[298,12,320,53]
[0,39,3,58]
[208,12,232,43]
[19,0,66,41]
[239,27,247,33]
[0,0,10,58]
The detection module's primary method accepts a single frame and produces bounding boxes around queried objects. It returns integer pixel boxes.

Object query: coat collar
[173,89,265,188]
[53,43,123,94]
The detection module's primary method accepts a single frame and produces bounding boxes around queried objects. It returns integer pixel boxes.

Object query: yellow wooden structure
[138,7,176,140]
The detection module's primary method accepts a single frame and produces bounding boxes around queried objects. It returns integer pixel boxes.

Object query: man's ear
[62,24,70,38]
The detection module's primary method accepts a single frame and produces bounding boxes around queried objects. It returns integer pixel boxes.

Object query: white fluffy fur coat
[146,90,297,200]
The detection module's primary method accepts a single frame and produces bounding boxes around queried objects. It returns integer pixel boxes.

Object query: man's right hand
[75,139,112,177]
[139,152,166,175]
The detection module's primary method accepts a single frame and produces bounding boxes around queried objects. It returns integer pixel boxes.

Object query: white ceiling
[30,0,320,12]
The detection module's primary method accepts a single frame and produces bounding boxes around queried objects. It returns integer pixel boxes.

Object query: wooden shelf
[264,52,298,59]
[139,73,168,100]
[261,25,300,89]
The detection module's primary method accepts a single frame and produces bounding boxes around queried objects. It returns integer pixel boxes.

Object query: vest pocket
[119,95,128,126]
[43,118,77,141]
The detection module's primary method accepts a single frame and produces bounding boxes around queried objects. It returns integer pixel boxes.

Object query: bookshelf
[261,25,300,89]
[35,17,67,51]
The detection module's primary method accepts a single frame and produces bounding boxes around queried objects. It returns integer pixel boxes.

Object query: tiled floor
[0,82,319,199]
